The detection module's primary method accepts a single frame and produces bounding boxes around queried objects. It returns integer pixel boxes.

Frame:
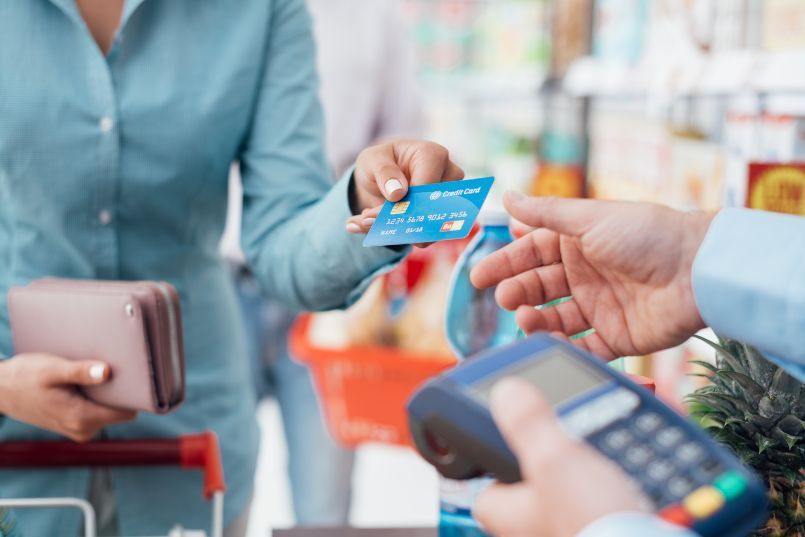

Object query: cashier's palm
[471,194,712,360]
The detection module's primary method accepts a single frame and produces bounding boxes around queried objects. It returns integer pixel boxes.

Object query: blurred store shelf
[564,49,805,98]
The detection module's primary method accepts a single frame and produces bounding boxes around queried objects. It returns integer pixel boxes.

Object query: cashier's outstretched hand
[474,378,647,537]
[470,193,714,359]
[346,140,464,236]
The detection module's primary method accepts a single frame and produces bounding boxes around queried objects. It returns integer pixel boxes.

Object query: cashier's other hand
[470,194,715,360]
[0,354,137,442]
[346,139,464,234]
[474,378,647,537]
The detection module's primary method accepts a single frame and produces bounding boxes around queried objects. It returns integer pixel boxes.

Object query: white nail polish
[362,218,376,227]
[385,179,403,195]
[346,222,361,233]
[89,364,107,381]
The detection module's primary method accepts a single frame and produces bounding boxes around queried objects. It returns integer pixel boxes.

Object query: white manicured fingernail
[346,222,361,233]
[385,179,403,196]
[89,364,107,381]
[362,218,376,227]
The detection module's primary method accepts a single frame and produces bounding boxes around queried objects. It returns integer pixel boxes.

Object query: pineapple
[686,336,804,537]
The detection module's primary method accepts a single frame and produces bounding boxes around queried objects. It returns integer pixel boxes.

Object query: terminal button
[659,504,694,527]
[633,412,664,435]
[676,442,705,464]
[667,476,696,500]
[646,460,675,482]
[602,429,634,452]
[683,486,725,519]
[714,471,748,500]
[656,426,685,449]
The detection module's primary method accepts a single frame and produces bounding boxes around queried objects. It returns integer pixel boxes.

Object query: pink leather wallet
[8,278,185,414]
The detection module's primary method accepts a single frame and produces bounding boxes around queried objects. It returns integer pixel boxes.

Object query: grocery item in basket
[394,251,455,358]
[8,278,185,414]
[363,177,494,247]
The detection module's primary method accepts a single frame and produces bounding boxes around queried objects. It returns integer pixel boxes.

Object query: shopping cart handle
[180,432,227,499]
[0,432,226,500]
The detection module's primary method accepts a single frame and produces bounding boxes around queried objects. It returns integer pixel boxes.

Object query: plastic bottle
[439,209,517,536]
[445,210,518,360]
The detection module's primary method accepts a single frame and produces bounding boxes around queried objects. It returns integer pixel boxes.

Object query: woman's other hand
[347,139,465,235]
[0,354,137,442]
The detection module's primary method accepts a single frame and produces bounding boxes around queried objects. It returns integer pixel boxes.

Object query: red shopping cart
[0,432,226,537]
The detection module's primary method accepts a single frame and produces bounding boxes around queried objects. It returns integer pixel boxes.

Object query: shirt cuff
[325,169,410,306]
[577,512,698,537]
[691,208,805,366]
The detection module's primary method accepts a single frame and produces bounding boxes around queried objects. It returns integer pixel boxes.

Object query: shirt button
[99,117,115,134]
[98,209,112,225]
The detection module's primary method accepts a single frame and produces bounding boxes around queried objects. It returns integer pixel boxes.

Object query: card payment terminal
[407,334,768,537]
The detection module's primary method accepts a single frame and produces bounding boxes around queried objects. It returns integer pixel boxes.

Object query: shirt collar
[47,0,149,31]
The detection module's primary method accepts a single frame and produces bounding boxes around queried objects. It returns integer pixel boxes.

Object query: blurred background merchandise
[252,1,805,533]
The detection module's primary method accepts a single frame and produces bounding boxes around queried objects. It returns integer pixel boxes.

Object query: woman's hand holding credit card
[345,139,466,244]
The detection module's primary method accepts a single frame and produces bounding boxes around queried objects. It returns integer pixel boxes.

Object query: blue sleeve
[576,512,698,537]
[692,208,805,381]
[237,0,406,311]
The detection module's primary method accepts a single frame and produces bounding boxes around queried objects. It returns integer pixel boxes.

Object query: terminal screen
[472,349,608,408]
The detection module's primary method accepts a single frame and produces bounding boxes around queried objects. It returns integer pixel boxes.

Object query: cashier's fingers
[571,331,618,361]
[495,263,570,311]
[509,218,534,239]
[515,299,590,339]
[42,358,110,386]
[503,191,599,237]
[488,378,573,476]
[470,228,562,290]
[474,484,541,537]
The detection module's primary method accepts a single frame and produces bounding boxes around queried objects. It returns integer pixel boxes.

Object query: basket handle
[0,432,226,500]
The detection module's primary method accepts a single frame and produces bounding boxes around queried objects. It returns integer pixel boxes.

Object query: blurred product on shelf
[592,0,648,64]
[530,92,586,198]
[762,0,805,51]
[404,0,548,200]
[668,134,725,211]
[747,163,805,215]
[550,0,592,78]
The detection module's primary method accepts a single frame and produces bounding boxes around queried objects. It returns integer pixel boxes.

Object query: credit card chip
[391,201,410,215]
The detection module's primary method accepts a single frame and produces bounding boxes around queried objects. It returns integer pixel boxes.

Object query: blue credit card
[363,177,495,247]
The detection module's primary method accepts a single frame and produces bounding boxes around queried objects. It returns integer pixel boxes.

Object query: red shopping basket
[0,432,226,537]
[292,312,657,449]
[291,314,457,448]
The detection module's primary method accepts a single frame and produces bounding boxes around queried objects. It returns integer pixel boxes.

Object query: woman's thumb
[45,359,109,386]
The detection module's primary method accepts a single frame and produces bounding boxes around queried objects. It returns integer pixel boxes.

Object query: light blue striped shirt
[0,0,403,534]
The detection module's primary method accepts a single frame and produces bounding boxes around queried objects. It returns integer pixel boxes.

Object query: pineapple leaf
[719,370,767,401]
[777,415,805,436]
[771,427,799,450]
[693,335,743,372]
[770,368,802,399]
[688,359,719,375]
[686,393,738,414]
[755,434,778,454]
